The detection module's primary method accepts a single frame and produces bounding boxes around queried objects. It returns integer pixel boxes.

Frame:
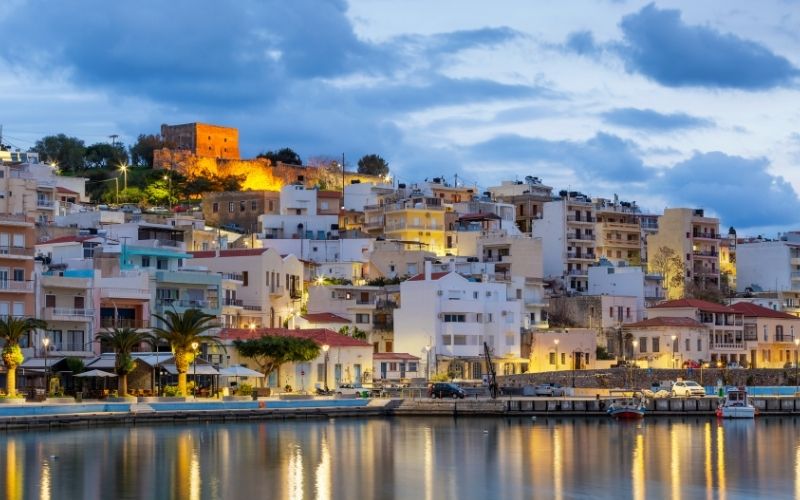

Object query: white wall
[343,182,393,211]
[588,265,646,319]
[532,200,565,278]
[736,241,791,292]
[260,238,374,263]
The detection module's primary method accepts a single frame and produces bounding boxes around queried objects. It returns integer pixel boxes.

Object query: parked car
[671,380,706,397]
[121,204,141,214]
[146,206,170,214]
[428,382,466,399]
[534,383,566,397]
[336,384,371,397]
[220,222,244,233]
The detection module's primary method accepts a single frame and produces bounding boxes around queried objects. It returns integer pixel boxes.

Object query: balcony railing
[47,307,95,317]
[0,246,34,257]
[567,252,596,260]
[51,343,92,352]
[99,318,150,329]
[693,250,718,257]
[566,233,595,241]
[376,299,398,309]
[566,215,596,223]
[242,304,263,311]
[221,272,244,282]
[710,342,744,350]
[692,232,720,239]
[223,298,244,307]
[0,280,33,291]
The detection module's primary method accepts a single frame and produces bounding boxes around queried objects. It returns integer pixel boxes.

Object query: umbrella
[75,369,118,378]
[219,366,265,392]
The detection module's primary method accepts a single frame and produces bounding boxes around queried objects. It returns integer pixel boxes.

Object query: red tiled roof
[406,271,451,282]
[219,327,371,347]
[301,313,350,324]
[626,317,705,328]
[56,186,79,194]
[730,302,800,320]
[190,248,268,258]
[651,298,736,313]
[373,352,420,361]
[38,235,94,245]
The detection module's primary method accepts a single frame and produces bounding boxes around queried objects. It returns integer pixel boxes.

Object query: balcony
[99,318,150,329]
[566,233,596,242]
[0,280,33,292]
[0,246,34,258]
[566,269,588,277]
[43,307,95,321]
[791,272,800,281]
[223,298,244,307]
[566,215,595,224]
[692,232,720,240]
[710,342,744,350]
[221,272,244,282]
[566,252,596,261]
[158,299,219,310]
[100,286,150,300]
[37,199,55,208]
[51,343,94,353]
[692,250,718,258]
[376,299,398,310]
[242,304,263,312]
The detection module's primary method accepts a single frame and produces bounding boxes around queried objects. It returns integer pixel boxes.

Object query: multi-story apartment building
[593,198,642,265]
[532,192,596,293]
[189,248,303,329]
[646,208,721,296]
[488,177,554,233]
[364,195,448,255]
[365,239,435,280]
[647,299,746,366]
[202,190,279,232]
[393,263,525,379]
[0,162,88,226]
[731,302,800,368]
[259,185,340,240]
[548,294,641,354]
[0,217,36,322]
[588,259,665,315]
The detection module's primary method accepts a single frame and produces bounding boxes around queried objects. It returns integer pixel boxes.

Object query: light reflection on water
[0,417,797,499]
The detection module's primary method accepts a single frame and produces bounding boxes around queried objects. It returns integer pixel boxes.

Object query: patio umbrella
[75,369,118,378]
[219,366,265,391]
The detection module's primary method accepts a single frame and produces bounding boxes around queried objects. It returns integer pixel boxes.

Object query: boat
[716,387,756,419]
[606,389,647,419]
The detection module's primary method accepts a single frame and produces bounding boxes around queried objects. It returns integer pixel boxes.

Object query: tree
[151,309,222,396]
[337,325,368,340]
[85,142,129,169]
[257,147,302,166]
[357,154,389,177]
[0,316,46,397]
[233,335,320,385]
[33,134,86,171]
[648,246,686,300]
[129,134,173,167]
[95,327,153,397]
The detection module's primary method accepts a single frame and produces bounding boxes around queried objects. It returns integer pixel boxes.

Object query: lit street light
[322,344,330,392]
[119,163,128,191]
[191,341,199,400]
[671,334,677,369]
[424,345,431,381]
[554,338,560,370]
[794,338,799,395]
[42,337,50,394]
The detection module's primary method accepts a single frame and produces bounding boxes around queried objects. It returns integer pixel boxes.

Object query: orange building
[0,216,36,319]
[160,122,240,160]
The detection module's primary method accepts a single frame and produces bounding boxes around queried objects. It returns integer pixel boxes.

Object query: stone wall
[500,368,796,389]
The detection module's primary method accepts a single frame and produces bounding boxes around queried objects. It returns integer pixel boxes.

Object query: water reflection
[0,417,797,499]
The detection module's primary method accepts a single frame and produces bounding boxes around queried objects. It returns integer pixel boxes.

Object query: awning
[84,354,117,370]
[131,353,175,367]
[161,363,219,376]
[20,357,65,369]
[218,366,265,378]
[75,369,117,378]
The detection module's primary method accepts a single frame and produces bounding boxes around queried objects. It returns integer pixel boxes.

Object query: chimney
[424,261,432,281]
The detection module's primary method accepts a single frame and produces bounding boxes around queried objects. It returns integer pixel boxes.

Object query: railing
[52,343,92,352]
[221,272,244,282]
[692,232,720,239]
[376,299,398,309]
[566,269,588,276]
[692,250,718,257]
[48,307,95,317]
[566,215,596,223]
[100,287,150,298]
[0,246,34,257]
[744,333,759,342]
[99,318,150,329]
[242,304,263,311]
[566,252,595,260]
[223,298,244,307]
[355,299,374,305]
[791,272,800,278]
[566,233,595,241]
[710,342,744,350]
[163,299,218,309]
[0,280,33,291]
[37,199,54,208]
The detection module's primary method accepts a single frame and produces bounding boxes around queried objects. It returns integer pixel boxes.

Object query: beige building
[365,240,435,280]
[623,317,709,368]
[523,329,597,373]
[731,302,800,368]
[364,196,448,255]
[0,217,36,322]
[593,198,642,265]
[646,208,720,297]
[488,178,554,234]
[202,190,280,232]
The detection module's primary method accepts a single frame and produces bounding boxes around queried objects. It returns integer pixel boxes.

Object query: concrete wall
[736,241,791,293]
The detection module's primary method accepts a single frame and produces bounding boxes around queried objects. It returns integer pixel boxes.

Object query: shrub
[238,383,253,396]
[163,385,183,397]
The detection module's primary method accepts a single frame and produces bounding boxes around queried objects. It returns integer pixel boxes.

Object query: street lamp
[794,338,799,394]
[322,344,330,392]
[554,339,560,370]
[119,163,128,191]
[42,337,50,393]
[671,335,677,369]
[424,345,431,381]
[630,340,639,388]
[163,173,172,210]
[191,341,199,399]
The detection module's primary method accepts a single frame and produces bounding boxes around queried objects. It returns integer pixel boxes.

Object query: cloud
[468,131,651,183]
[563,30,601,56]
[656,152,800,228]
[616,4,798,89]
[601,107,714,131]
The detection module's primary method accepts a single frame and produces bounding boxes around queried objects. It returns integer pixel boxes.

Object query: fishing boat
[606,389,647,419]
[716,387,756,419]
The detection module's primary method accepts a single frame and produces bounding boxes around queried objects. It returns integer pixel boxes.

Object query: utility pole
[109,134,119,147]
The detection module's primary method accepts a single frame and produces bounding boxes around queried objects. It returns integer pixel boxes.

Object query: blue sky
[1,0,799,234]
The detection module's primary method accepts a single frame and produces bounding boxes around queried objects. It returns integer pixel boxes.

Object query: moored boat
[716,387,756,419]
[607,390,647,419]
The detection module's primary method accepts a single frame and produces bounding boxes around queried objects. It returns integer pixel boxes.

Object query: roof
[318,191,342,198]
[220,327,372,348]
[190,248,268,258]
[625,317,705,328]
[407,271,451,282]
[301,313,351,324]
[373,352,420,361]
[39,235,95,245]
[730,302,800,320]
[651,298,736,313]
[56,186,79,195]
[457,212,501,222]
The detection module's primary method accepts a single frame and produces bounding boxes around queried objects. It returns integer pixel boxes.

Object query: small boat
[716,387,756,419]
[607,390,647,419]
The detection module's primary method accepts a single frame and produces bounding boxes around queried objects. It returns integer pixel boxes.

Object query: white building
[343,181,394,211]
[393,263,525,379]
[259,185,339,240]
[588,259,665,314]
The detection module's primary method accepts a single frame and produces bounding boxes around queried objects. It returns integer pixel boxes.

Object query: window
[228,202,235,213]
[268,201,274,211]
[321,201,329,210]
[389,362,398,371]
[45,294,56,308]
[453,335,467,345]
[12,269,23,281]
[242,271,248,286]
[239,201,246,212]
[317,363,325,382]
[561,353,566,365]
[156,259,168,270]
[549,352,556,365]
[476,313,483,323]
[408,362,418,372]
[443,314,466,323]
[505,312,514,324]
[652,337,660,353]
[609,307,613,318]
[697,338,702,351]
[212,203,219,213]
[251,200,257,211]
[141,256,151,267]
[777,325,784,341]
[473,292,479,299]
[442,335,452,345]
[639,337,647,352]
[355,314,370,324]
[626,307,631,319]
[505,334,515,346]
[685,338,690,351]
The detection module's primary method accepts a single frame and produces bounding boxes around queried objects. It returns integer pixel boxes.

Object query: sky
[1,0,799,234]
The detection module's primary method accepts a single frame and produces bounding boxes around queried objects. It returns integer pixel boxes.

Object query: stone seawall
[500,368,794,389]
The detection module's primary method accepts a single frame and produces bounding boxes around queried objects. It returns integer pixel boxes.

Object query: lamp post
[631,340,638,388]
[671,334,677,369]
[424,345,431,381]
[42,337,50,393]
[554,339,560,370]
[322,344,330,392]
[191,341,199,400]
[794,338,799,394]
[119,163,128,191]
[163,173,172,210]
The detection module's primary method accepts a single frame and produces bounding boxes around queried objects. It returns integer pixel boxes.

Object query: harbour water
[0,416,798,499]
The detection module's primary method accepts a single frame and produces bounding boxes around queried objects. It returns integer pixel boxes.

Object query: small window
[228,202,235,213]
[356,314,370,324]
[549,352,556,365]
[639,337,647,352]
[652,337,660,353]
[697,338,702,351]
[242,271,249,287]
[141,256,151,268]
[685,338,690,351]
[251,200,257,211]
[212,203,219,213]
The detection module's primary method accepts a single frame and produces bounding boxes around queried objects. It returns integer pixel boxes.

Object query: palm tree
[95,327,153,397]
[151,309,221,396]
[0,316,46,397]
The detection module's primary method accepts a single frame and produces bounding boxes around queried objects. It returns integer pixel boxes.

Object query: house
[623,317,710,368]
[522,329,598,373]
[730,302,800,368]
[373,352,421,381]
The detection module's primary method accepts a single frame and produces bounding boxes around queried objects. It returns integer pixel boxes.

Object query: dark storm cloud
[601,107,714,131]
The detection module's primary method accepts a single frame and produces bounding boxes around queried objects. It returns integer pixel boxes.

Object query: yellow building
[594,198,642,265]
[365,196,448,255]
